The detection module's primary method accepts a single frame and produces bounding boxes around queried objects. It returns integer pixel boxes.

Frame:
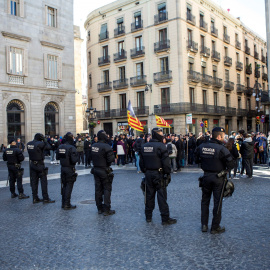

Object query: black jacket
[56,143,79,167]
[240,140,254,159]
[3,145,24,164]
[230,144,239,160]
[91,141,115,168]
[134,138,144,154]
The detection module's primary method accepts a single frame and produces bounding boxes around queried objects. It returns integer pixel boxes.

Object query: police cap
[212,127,225,133]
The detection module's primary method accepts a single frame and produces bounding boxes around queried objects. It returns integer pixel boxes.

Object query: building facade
[84,0,268,136]
[0,0,76,145]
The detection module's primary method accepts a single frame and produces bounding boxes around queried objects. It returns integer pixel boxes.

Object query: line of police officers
[3,126,234,232]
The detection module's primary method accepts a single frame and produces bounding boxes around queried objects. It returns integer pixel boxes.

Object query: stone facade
[0,0,76,146]
[84,0,268,136]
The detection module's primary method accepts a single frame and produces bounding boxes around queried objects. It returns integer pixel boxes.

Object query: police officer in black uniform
[91,130,115,216]
[195,127,235,234]
[27,133,55,204]
[56,132,79,210]
[3,139,29,199]
[139,128,177,225]
[84,136,92,168]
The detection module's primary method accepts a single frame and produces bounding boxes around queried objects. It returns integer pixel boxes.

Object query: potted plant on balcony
[88,122,97,129]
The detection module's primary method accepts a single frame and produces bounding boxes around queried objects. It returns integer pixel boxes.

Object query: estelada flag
[155,115,171,128]
[127,101,144,132]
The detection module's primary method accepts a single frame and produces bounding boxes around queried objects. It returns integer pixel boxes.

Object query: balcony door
[136,62,144,78]
[137,91,145,114]
[135,36,142,51]
[159,28,167,43]
[161,87,170,113]
[104,96,110,117]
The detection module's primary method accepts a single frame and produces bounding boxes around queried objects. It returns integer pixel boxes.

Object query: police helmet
[152,127,163,142]
[224,180,234,197]
[97,130,108,141]
[34,133,45,141]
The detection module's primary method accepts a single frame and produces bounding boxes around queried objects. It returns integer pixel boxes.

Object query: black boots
[33,197,43,204]
[63,204,76,210]
[11,193,18,198]
[210,226,225,234]
[18,193,29,199]
[162,218,177,225]
[202,225,208,232]
[43,198,55,204]
[103,210,115,216]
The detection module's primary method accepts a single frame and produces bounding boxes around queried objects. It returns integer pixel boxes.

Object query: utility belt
[7,162,21,168]
[31,160,44,165]
[91,166,114,183]
[146,168,163,172]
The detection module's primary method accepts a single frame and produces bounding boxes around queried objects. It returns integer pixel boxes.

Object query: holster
[198,176,204,188]
[17,168,24,177]
[106,168,114,183]
[71,167,78,182]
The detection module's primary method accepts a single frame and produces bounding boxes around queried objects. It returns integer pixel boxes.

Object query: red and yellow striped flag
[127,111,144,132]
[155,115,171,128]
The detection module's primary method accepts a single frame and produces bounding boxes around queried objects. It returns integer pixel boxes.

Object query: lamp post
[86,107,97,137]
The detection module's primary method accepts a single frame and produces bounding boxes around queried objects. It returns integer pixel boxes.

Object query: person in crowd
[133,134,145,173]
[225,138,239,179]
[196,132,205,147]
[112,136,119,165]
[175,135,183,171]
[240,134,254,179]
[76,137,84,166]
[117,137,126,166]
[258,133,267,164]
[84,136,92,168]
[16,138,25,152]
[187,133,196,165]
[166,138,177,173]
[235,135,242,174]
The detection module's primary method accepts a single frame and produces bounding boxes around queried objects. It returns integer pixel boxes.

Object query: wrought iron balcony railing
[97,82,112,92]
[225,107,237,116]
[224,56,232,66]
[201,74,213,85]
[236,61,243,71]
[186,13,196,25]
[99,31,109,42]
[113,51,127,62]
[255,70,260,78]
[245,46,250,55]
[212,77,223,88]
[130,75,147,87]
[187,70,201,83]
[237,109,248,117]
[154,70,172,83]
[235,40,241,50]
[200,20,208,32]
[200,46,210,57]
[187,40,198,53]
[154,12,168,24]
[245,87,253,95]
[246,65,252,75]
[236,84,245,94]
[224,81,234,91]
[98,56,110,66]
[114,26,125,37]
[211,26,218,37]
[211,50,220,62]
[130,47,145,58]
[262,55,266,63]
[154,40,170,53]
[113,79,129,90]
[131,21,143,32]
[262,73,268,81]
[254,51,259,60]
[223,34,230,44]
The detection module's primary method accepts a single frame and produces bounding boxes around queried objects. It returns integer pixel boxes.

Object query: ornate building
[0,0,76,145]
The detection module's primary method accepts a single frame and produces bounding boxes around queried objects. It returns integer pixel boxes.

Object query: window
[187,3,192,16]
[200,35,205,47]
[201,61,206,75]
[254,44,257,54]
[235,33,239,41]
[89,99,93,107]
[211,19,215,30]
[246,57,249,65]
[203,90,207,105]
[117,17,124,31]
[187,29,192,43]
[158,3,166,14]
[226,94,230,107]
[224,47,228,57]
[212,40,216,51]
[237,73,240,84]
[46,6,57,27]
[103,70,109,84]
[135,36,142,50]
[47,55,58,80]
[247,77,250,87]
[225,70,229,81]
[88,51,91,65]
[159,28,167,42]
[134,11,142,27]
[160,57,169,72]
[87,31,90,41]
[213,65,217,78]
[236,52,239,61]
[214,92,218,107]
[118,41,124,54]
[223,26,227,35]
[10,0,18,15]
[136,62,144,77]
[247,98,251,110]
[200,12,204,27]
[103,46,108,59]
[8,0,24,17]
[190,87,195,104]
[9,47,23,75]
[89,74,92,88]
[104,96,110,112]
[100,23,108,40]
[119,66,125,81]
[238,97,241,109]
[120,94,126,110]
[245,39,248,47]
[44,102,59,137]
[263,82,265,91]
[137,91,145,108]
[161,88,170,105]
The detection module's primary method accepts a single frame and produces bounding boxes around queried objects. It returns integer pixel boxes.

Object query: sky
[73,0,267,93]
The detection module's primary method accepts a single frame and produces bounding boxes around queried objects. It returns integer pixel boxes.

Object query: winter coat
[117,141,126,155]
[167,142,177,158]
[76,140,84,152]
[133,138,144,153]
[229,144,239,160]
[240,138,254,159]
[175,140,184,159]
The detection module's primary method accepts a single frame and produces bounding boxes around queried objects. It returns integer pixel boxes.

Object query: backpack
[167,144,173,155]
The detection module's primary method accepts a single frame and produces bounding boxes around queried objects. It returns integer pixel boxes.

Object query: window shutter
[55,9,57,27]
[158,3,166,10]
[117,17,123,24]
[45,6,48,25]
[23,49,28,76]
[44,53,48,79]
[6,46,11,74]
[7,0,11,14]
[19,0,24,17]
[134,11,141,17]
[57,56,62,80]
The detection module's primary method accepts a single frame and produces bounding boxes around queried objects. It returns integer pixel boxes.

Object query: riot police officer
[27,133,55,204]
[3,139,29,199]
[56,132,79,210]
[91,130,115,216]
[139,128,177,225]
[195,127,235,234]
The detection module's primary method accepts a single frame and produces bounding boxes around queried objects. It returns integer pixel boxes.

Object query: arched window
[45,102,59,137]
[7,99,25,143]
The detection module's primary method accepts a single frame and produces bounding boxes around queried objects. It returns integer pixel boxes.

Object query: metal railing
[236,61,243,71]
[130,75,147,87]
[225,107,237,116]
[201,74,213,85]
[187,70,201,83]
[154,70,172,83]
[154,40,170,53]
[212,77,223,88]
[224,81,234,91]
[99,31,109,42]
[211,50,220,61]
[114,26,125,37]
[113,51,127,62]
[254,51,259,60]
[223,34,230,44]
[236,84,245,93]
[113,79,129,90]
[98,56,110,66]
[245,87,253,95]
[131,21,143,32]
[186,13,196,25]
[200,46,210,57]
[237,109,248,116]
[246,65,252,75]
[235,40,241,50]
[262,55,266,63]
[262,73,268,81]
[154,12,168,24]
[255,70,260,78]
[224,56,232,66]
[245,46,250,55]
[130,47,145,58]
[187,40,198,52]
[97,82,112,92]
[200,20,208,31]
[211,26,218,37]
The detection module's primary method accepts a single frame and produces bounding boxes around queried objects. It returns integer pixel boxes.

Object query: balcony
[246,65,252,75]
[187,40,198,53]
[254,51,259,60]
[113,51,127,62]
[236,61,243,71]
[211,50,220,62]
[255,70,260,78]
[225,107,237,116]
[236,84,245,94]
[96,110,116,119]
[224,56,232,67]
[262,73,268,81]
[237,109,248,117]
[245,87,253,95]
[201,74,213,85]
[9,75,24,85]
[187,70,201,83]
[154,70,172,84]
[134,106,149,116]
[113,79,129,90]
[212,77,223,88]
[247,110,257,118]
[199,20,208,32]
[97,82,112,93]
[200,46,210,57]
[224,81,234,91]
[261,91,270,103]
[154,40,170,53]
[130,47,145,58]
[245,46,250,55]
[130,75,147,87]
[223,34,230,44]
[114,26,125,37]
[154,102,225,115]
[131,21,143,32]
[211,26,218,37]
[154,12,168,24]
[186,13,196,25]
[262,55,266,63]
[99,31,109,42]
[98,56,110,66]
[235,40,241,50]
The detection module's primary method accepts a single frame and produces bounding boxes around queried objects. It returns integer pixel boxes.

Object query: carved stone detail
[2,93,11,100]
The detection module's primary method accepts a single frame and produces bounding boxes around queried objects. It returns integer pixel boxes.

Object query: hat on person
[212,127,225,133]
[9,139,16,144]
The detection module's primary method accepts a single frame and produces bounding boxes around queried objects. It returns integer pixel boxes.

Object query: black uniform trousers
[201,173,224,229]
[30,162,49,200]
[84,150,91,166]
[242,158,253,177]
[93,167,112,211]
[8,165,23,194]
[145,170,170,222]
[61,167,76,206]
[78,151,84,165]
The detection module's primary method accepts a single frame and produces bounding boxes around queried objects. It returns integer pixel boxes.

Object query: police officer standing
[27,133,55,204]
[139,128,177,225]
[195,127,235,234]
[56,132,79,210]
[84,136,92,168]
[3,139,29,199]
[91,130,115,216]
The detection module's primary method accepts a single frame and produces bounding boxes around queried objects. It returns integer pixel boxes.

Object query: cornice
[40,41,65,50]
[1,31,31,42]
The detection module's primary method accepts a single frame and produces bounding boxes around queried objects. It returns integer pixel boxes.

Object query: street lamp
[86,107,98,136]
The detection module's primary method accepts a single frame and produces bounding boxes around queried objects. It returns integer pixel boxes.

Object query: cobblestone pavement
[0,161,270,270]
